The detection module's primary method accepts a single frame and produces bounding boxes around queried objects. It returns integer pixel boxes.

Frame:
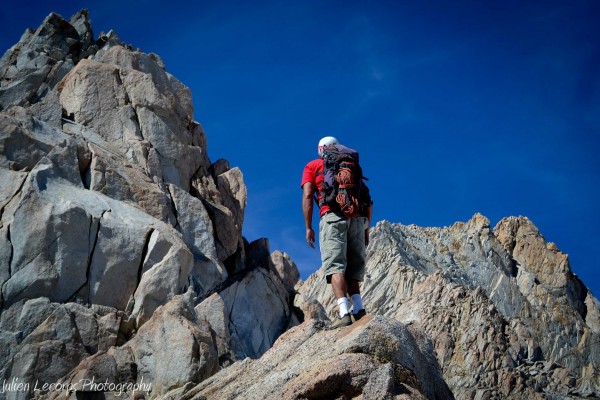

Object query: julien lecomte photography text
[1,376,152,396]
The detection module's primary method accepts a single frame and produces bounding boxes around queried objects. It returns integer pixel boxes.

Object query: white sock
[337,297,350,317]
[351,294,364,313]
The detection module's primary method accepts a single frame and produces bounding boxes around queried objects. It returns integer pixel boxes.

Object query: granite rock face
[0,10,298,400]
[298,214,600,399]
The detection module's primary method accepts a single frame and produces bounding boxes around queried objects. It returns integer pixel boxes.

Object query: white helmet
[318,136,339,157]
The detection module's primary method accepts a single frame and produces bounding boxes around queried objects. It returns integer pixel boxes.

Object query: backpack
[318,144,371,219]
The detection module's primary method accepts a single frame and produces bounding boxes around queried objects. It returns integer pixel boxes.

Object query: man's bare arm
[302,182,316,248]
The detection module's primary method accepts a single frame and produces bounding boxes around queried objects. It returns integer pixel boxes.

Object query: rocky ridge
[298,214,600,398]
[1,9,599,400]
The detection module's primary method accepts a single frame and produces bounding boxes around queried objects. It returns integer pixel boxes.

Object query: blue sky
[1,1,599,295]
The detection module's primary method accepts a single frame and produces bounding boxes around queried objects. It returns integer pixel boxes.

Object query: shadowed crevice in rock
[6,225,13,280]
[221,248,240,278]
[0,171,29,222]
[574,274,589,321]
[137,228,155,288]
[61,108,75,121]
[225,276,242,352]
[166,180,180,229]
[130,105,143,142]
[65,213,101,304]
[76,144,92,190]
[85,209,107,304]
[79,157,92,190]
[0,225,14,308]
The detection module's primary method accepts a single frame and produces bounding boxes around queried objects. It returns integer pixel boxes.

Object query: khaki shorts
[319,212,367,283]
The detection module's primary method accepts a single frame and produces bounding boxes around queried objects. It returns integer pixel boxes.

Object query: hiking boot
[352,309,366,322]
[329,313,352,329]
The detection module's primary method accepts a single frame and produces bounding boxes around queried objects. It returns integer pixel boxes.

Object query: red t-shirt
[301,158,331,217]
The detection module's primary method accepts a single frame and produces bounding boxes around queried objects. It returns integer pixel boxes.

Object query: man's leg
[328,272,351,327]
[347,217,368,319]
[319,214,352,327]
[331,273,348,298]
[331,273,350,317]
[347,278,360,296]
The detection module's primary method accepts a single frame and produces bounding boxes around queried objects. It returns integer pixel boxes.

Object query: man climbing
[301,136,373,328]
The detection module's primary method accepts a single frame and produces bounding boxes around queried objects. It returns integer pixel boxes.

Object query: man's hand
[306,227,315,248]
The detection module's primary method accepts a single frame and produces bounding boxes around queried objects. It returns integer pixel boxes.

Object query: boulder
[218,267,294,359]
[127,291,219,396]
[180,316,453,400]
[168,184,227,298]
[269,250,300,294]
[195,293,235,366]
[0,298,121,400]
[44,292,218,400]
[216,166,247,232]
[192,167,246,266]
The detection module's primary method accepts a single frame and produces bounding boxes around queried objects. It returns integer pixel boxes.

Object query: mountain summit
[0,10,598,400]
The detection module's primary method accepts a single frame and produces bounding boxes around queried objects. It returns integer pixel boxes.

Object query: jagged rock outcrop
[298,214,600,398]
[0,10,96,121]
[167,316,453,400]
[0,10,299,400]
